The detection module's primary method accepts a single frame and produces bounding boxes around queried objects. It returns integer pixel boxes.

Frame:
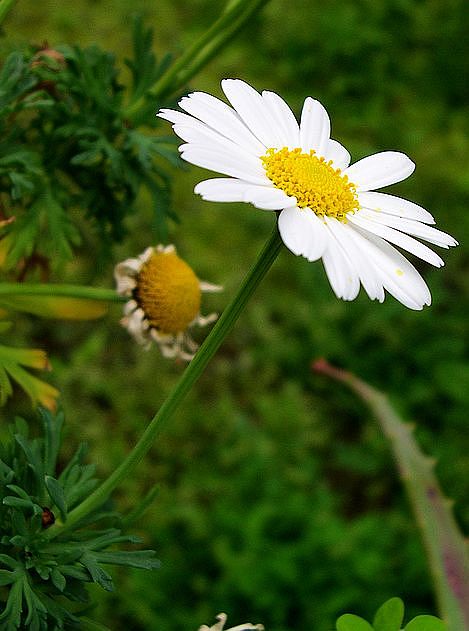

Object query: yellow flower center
[261,147,358,221]
[135,249,201,334]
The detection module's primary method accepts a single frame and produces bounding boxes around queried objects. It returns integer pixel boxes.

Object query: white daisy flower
[199,612,264,631]
[158,79,457,310]
[114,245,221,361]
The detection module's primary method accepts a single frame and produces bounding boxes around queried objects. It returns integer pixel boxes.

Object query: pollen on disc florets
[135,248,201,334]
[262,147,359,222]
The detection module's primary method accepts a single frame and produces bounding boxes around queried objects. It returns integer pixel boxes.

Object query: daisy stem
[0,0,18,25]
[0,283,125,302]
[124,0,271,122]
[43,224,283,540]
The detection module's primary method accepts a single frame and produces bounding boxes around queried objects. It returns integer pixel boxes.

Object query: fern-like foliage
[0,16,179,277]
[0,410,159,630]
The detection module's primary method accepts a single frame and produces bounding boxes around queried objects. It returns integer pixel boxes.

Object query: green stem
[313,359,469,631]
[0,0,18,25]
[0,283,125,302]
[44,225,283,540]
[124,0,271,121]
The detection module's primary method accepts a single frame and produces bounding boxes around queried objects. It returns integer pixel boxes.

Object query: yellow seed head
[136,249,201,334]
[262,147,359,222]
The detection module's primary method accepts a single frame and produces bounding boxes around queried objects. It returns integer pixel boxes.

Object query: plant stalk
[0,283,125,302]
[44,225,283,539]
[313,359,469,631]
[124,0,271,121]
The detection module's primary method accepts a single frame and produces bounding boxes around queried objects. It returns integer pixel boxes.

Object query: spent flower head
[115,244,221,360]
[159,79,457,310]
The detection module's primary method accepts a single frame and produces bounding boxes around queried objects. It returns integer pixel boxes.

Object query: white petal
[114,258,141,295]
[155,244,175,255]
[322,221,361,300]
[173,123,240,151]
[261,90,300,147]
[357,208,457,248]
[221,79,283,148]
[358,191,435,223]
[199,281,223,293]
[114,257,141,277]
[320,240,342,297]
[194,178,253,202]
[123,299,138,316]
[173,123,271,177]
[158,108,207,128]
[160,106,240,150]
[325,218,384,301]
[322,233,359,300]
[139,247,155,263]
[115,275,136,295]
[122,308,152,347]
[180,145,269,185]
[324,139,351,169]
[278,207,329,262]
[195,177,294,210]
[299,97,331,157]
[175,92,265,154]
[244,186,296,210]
[349,225,431,309]
[345,151,415,191]
[348,213,444,267]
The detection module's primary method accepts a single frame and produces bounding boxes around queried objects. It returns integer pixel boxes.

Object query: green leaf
[373,598,405,631]
[404,615,447,631]
[0,363,13,405]
[125,14,162,101]
[80,551,114,591]
[40,191,80,263]
[93,550,160,570]
[8,171,36,199]
[0,52,37,112]
[22,574,48,627]
[42,407,64,476]
[3,496,37,511]
[4,207,40,268]
[45,475,67,520]
[0,575,23,625]
[1,187,81,271]
[70,147,102,166]
[0,569,18,586]
[336,614,374,631]
[0,294,108,320]
[14,433,44,485]
[80,616,112,631]
[50,568,66,592]
[6,484,33,502]
[0,554,22,570]
[57,564,89,582]
[0,358,59,410]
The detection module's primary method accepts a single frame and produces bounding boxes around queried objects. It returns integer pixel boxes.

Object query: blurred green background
[2,0,469,629]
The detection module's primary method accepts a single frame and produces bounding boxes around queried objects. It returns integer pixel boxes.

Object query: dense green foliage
[0,410,158,629]
[0,16,177,275]
[1,0,468,629]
